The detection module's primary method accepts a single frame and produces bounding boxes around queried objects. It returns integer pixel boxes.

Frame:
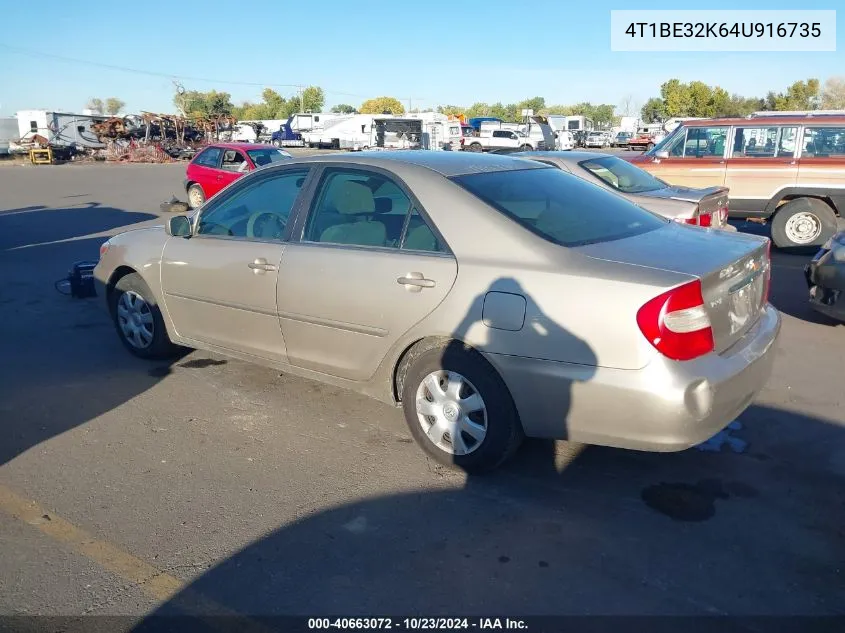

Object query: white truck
[462,128,539,152]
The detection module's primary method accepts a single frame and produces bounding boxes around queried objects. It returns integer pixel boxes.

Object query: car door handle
[398,273,435,291]
[248,258,276,273]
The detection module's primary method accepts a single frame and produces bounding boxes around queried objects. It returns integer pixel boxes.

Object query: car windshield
[578,155,665,194]
[246,148,291,168]
[451,167,666,247]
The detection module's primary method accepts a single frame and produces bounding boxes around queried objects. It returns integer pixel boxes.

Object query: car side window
[803,127,845,158]
[731,127,796,158]
[196,170,309,240]
[220,150,248,172]
[194,147,222,168]
[684,127,728,157]
[303,169,415,248]
[401,208,445,253]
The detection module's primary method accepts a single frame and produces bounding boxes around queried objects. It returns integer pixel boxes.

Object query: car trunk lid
[575,223,771,354]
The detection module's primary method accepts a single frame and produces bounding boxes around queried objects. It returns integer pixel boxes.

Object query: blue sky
[0,0,841,117]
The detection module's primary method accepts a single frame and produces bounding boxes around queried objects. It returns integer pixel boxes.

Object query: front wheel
[401,343,523,473]
[519,144,532,151]
[187,183,205,209]
[110,273,179,359]
[770,198,838,249]
[646,142,654,151]
[468,142,482,152]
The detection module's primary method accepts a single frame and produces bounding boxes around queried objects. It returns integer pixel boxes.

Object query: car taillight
[636,279,714,361]
[763,239,772,304]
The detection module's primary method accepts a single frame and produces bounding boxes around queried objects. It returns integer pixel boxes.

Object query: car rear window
[451,167,666,247]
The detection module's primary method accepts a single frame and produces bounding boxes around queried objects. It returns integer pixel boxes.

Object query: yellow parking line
[0,483,275,631]
[0,483,183,601]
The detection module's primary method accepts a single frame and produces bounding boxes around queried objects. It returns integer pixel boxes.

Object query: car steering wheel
[246,211,285,240]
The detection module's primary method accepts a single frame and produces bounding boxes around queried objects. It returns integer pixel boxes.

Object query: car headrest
[334,181,375,215]
[374,197,392,214]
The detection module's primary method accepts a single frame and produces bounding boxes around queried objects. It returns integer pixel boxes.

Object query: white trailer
[407,112,462,150]
[0,117,17,155]
[15,110,105,148]
[301,114,390,150]
[289,112,350,134]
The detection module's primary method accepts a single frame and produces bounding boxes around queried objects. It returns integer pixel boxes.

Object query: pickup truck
[461,129,540,152]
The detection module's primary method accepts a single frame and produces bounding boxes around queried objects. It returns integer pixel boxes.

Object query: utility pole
[298,85,304,113]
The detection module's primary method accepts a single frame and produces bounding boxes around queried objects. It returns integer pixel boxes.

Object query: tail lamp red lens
[637,279,714,362]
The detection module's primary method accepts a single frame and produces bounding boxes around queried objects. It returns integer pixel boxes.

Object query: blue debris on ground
[694,420,748,453]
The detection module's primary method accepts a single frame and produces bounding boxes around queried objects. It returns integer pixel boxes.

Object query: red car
[184,143,293,209]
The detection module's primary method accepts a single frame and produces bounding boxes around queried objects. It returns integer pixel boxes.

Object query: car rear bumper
[483,304,781,451]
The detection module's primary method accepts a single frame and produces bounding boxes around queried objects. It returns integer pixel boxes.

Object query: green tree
[766,79,821,110]
[641,97,666,123]
[300,86,325,113]
[464,102,490,118]
[822,76,845,109]
[687,81,715,117]
[173,88,234,118]
[437,105,466,117]
[660,79,692,117]
[86,98,104,115]
[331,103,357,114]
[105,98,125,116]
[359,96,405,114]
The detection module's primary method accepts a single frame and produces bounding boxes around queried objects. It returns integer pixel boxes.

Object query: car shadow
[0,205,178,467]
[131,404,845,628]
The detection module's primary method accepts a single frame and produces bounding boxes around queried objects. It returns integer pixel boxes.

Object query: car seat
[319,181,386,246]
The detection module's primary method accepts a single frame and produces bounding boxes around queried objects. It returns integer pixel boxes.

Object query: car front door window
[194,146,222,168]
[685,127,728,157]
[197,170,309,239]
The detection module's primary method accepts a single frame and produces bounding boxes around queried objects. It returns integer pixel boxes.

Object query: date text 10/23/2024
[610,10,836,52]
[307,618,528,630]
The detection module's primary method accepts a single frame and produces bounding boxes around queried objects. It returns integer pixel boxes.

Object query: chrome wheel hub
[189,188,203,208]
[415,370,488,456]
[117,290,154,349]
[784,211,821,245]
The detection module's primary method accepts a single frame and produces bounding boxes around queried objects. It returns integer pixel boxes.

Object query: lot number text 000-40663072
[609,10,836,52]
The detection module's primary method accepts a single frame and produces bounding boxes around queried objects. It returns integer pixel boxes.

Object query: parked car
[514,151,734,230]
[585,130,609,148]
[630,114,845,249]
[95,151,779,472]
[805,229,845,322]
[612,131,632,148]
[555,130,575,151]
[185,143,292,209]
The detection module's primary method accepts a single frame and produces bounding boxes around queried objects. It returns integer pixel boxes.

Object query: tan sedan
[94,152,780,472]
[513,150,735,230]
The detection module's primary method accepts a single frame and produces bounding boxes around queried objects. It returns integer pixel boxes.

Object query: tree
[765,79,820,110]
[359,96,405,114]
[173,87,233,118]
[821,76,845,109]
[641,97,666,123]
[86,98,104,115]
[299,86,325,113]
[619,94,635,116]
[331,104,357,114]
[437,105,465,117]
[660,79,692,117]
[105,98,125,116]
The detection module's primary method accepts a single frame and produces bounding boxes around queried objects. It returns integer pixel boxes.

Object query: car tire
[469,142,482,152]
[646,142,654,151]
[110,273,179,360]
[187,183,205,209]
[519,144,532,151]
[770,198,838,249]
[401,341,523,473]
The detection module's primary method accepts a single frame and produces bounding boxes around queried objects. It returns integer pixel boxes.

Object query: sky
[0,0,842,117]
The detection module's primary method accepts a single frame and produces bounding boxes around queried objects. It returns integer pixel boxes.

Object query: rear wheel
[401,342,523,473]
[646,142,655,151]
[519,144,532,151]
[110,273,179,359]
[187,183,205,209]
[770,198,838,249]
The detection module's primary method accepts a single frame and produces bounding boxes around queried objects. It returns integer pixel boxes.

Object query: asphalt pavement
[0,161,844,626]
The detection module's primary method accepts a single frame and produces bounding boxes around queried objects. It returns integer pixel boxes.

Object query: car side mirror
[166,215,192,238]
[654,150,669,159]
